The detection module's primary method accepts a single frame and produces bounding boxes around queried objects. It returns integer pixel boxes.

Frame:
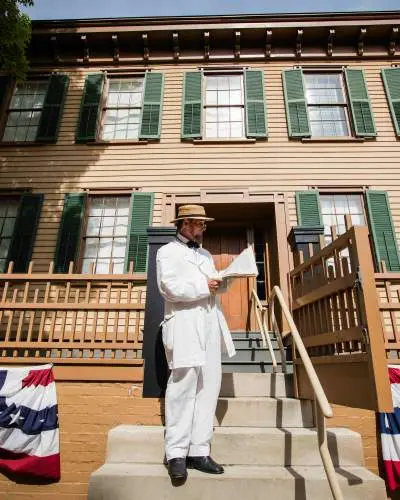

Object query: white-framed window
[320,193,366,244]
[203,74,245,139]
[101,77,144,141]
[0,198,19,271]
[81,196,130,274]
[2,80,48,142]
[304,73,350,138]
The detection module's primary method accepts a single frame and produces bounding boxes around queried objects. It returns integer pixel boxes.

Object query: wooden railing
[375,263,400,362]
[0,261,147,381]
[289,216,392,412]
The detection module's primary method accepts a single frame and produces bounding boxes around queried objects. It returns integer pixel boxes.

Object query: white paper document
[216,247,259,280]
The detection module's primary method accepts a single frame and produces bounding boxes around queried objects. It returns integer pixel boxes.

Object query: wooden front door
[203,227,250,331]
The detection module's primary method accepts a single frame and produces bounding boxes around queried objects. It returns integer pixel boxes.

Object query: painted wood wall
[1,58,399,272]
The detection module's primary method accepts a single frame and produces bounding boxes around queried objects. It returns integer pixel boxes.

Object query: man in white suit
[156,204,236,480]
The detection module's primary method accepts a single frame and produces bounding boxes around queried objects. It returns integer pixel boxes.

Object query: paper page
[218,247,259,280]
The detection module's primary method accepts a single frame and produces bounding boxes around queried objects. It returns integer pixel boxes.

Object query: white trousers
[164,310,222,460]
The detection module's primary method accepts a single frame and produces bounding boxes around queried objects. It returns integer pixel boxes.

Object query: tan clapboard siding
[1,59,400,267]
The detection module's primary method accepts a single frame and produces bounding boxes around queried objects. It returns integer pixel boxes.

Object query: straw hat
[170,204,215,223]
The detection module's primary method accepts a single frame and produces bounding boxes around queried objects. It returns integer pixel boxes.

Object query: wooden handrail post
[351,226,392,412]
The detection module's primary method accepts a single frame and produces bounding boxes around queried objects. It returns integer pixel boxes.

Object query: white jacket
[156,238,236,369]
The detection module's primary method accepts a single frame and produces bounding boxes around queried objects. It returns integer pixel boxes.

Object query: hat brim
[170,215,215,223]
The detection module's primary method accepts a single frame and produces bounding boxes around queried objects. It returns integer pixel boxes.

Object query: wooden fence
[289,216,392,411]
[0,261,147,381]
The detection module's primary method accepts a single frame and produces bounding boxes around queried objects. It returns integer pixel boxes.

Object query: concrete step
[222,347,285,363]
[220,372,294,398]
[88,463,386,500]
[222,360,293,374]
[215,397,314,428]
[231,332,264,340]
[232,338,281,349]
[106,425,364,468]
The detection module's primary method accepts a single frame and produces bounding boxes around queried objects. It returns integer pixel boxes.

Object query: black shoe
[187,456,224,474]
[167,457,187,479]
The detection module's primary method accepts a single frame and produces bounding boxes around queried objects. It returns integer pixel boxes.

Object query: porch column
[142,226,176,398]
[287,226,325,266]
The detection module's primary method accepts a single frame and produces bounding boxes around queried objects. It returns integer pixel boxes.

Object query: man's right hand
[208,279,221,294]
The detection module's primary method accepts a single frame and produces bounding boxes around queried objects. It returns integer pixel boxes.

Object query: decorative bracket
[358,27,366,56]
[112,34,119,63]
[173,32,180,60]
[389,27,399,56]
[50,35,60,63]
[142,33,149,61]
[81,35,89,64]
[327,29,335,57]
[265,29,272,57]
[204,31,210,60]
[235,31,241,59]
[296,29,303,57]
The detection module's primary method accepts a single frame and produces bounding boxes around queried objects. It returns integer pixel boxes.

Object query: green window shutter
[8,194,43,272]
[54,193,86,273]
[344,68,376,137]
[139,72,164,139]
[381,68,400,137]
[282,69,310,138]
[366,191,400,271]
[125,192,154,272]
[244,69,267,138]
[295,191,323,227]
[181,72,202,139]
[0,76,10,110]
[36,74,69,143]
[75,73,104,143]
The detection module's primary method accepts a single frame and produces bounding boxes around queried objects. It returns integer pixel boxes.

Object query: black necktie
[187,240,200,249]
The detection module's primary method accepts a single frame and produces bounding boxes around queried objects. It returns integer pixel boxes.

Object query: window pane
[98,239,112,258]
[230,108,243,122]
[309,105,349,137]
[90,198,103,217]
[96,259,110,274]
[206,91,217,105]
[205,108,217,122]
[230,90,242,105]
[2,218,15,237]
[114,216,128,236]
[87,217,101,236]
[206,76,218,91]
[113,238,126,258]
[334,195,347,215]
[113,260,125,274]
[218,91,229,106]
[305,73,345,105]
[218,108,230,123]
[218,76,230,91]
[229,75,242,90]
[0,239,10,259]
[205,123,217,137]
[83,238,98,258]
[348,195,363,214]
[117,197,130,215]
[218,122,230,138]
[100,218,114,236]
[230,122,244,138]
[103,198,116,216]
[320,196,333,214]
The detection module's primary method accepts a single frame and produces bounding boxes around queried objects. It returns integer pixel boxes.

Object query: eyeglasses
[187,219,207,230]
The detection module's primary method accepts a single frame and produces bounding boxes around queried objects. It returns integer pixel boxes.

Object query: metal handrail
[267,285,343,500]
[251,289,278,372]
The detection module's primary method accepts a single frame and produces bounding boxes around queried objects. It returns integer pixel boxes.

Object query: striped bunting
[379,366,400,491]
[0,364,60,480]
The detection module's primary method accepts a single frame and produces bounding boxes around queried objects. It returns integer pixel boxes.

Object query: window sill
[0,141,48,147]
[86,140,149,146]
[192,138,257,144]
[301,137,366,143]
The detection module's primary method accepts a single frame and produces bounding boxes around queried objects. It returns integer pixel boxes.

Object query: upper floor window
[2,80,48,142]
[101,78,144,141]
[181,70,267,141]
[81,196,130,274]
[304,73,350,138]
[204,74,245,139]
[75,72,164,143]
[0,74,69,144]
[320,193,366,244]
[282,68,376,139]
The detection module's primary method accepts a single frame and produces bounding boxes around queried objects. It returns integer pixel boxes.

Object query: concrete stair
[222,332,293,373]
[88,372,387,500]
